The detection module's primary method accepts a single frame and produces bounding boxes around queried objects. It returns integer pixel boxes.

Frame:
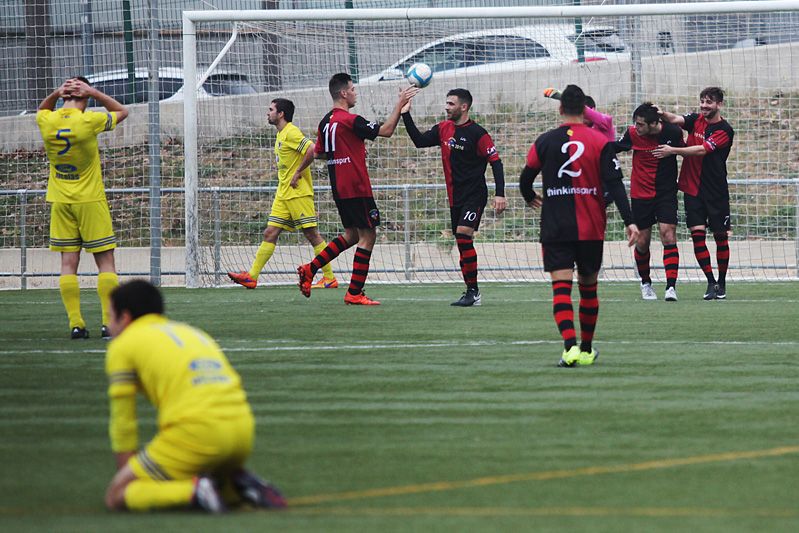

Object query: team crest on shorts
[369,209,380,222]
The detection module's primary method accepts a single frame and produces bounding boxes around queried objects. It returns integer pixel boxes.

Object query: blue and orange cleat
[297,264,313,297]
[344,291,380,305]
[228,271,257,289]
[311,277,338,289]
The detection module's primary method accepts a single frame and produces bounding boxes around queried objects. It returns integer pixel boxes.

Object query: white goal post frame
[182,0,799,288]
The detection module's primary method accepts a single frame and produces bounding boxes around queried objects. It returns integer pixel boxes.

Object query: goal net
[182,2,799,287]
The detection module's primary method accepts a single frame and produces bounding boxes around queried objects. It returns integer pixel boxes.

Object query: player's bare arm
[38,81,71,111]
[290,146,318,187]
[625,224,640,247]
[378,86,420,137]
[69,79,130,123]
[652,144,706,159]
[493,196,507,214]
[654,105,685,126]
[519,165,542,208]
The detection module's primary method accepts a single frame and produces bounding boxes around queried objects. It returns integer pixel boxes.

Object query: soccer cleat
[703,281,717,300]
[558,345,582,368]
[101,325,111,339]
[191,476,227,513]
[297,264,313,298]
[578,348,599,366]
[450,288,481,307]
[640,282,657,300]
[664,286,678,302]
[228,271,257,289]
[311,277,339,289]
[715,283,726,300]
[231,470,287,509]
[71,327,89,340]
[344,291,380,305]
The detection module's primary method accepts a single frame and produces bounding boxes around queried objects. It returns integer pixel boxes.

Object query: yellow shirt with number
[275,122,314,200]
[36,108,118,203]
[105,314,251,452]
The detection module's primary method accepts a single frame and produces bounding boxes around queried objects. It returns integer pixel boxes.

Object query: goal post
[181,1,799,288]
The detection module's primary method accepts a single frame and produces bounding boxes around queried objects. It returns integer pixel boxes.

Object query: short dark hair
[71,76,91,86]
[585,95,596,109]
[633,102,660,124]
[699,86,724,103]
[447,88,473,109]
[110,280,164,321]
[560,84,586,115]
[271,98,295,122]
[329,73,352,100]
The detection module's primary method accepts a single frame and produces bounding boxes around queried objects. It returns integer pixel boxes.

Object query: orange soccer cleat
[297,264,313,297]
[311,277,339,289]
[228,271,257,289]
[344,291,380,305]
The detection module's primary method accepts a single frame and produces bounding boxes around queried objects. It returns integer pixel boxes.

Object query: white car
[85,67,257,104]
[360,24,629,83]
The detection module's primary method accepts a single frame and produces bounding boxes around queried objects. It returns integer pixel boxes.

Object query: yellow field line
[290,445,799,506]
[289,506,798,518]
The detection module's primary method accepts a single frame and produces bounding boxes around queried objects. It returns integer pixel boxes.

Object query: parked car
[360,24,629,84]
[85,67,257,104]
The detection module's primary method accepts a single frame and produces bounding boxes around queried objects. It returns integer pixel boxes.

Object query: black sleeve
[401,112,440,148]
[682,113,699,133]
[612,128,632,153]
[600,144,633,225]
[490,159,505,197]
[353,115,381,141]
[519,165,539,203]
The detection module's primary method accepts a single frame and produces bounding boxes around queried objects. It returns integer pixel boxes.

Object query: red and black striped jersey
[314,108,380,200]
[403,115,501,206]
[677,113,734,199]
[526,123,623,243]
[614,122,684,199]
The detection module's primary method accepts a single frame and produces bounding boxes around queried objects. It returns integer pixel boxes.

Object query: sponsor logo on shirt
[447,137,465,151]
[546,186,598,197]
[327,156,352,166]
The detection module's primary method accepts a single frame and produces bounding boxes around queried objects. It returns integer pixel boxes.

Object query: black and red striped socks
[663,243,679,289]
[634,247,651,285]
[691,229,715,283]
[552,279,576,350]
[348,247,372,296]
[310,235,351,275]
[578,282,598,353]
[455,233,478,290]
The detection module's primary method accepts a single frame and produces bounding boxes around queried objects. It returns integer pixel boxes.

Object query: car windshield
[569,29,627,53]
[396,36,550,73]
[202,74,257,96]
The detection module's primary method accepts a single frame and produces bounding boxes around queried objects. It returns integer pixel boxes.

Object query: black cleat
[232,470,287,509]
[715,283,726,300]
[192,476,227,513]
[451,288,481,307]
[101,325,111,339]
[71,327,89,340]
[703,282,717,301]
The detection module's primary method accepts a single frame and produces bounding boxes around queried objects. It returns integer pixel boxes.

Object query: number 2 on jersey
[56,129,72,155]
[558,140,585,178]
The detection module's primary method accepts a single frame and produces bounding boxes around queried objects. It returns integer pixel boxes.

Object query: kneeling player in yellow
[228,98,338,289]
[104,280,286,513]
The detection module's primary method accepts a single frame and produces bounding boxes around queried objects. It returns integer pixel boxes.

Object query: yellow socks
[249,241,275,280]
[124,479,195,511]
[314,241,335,280]
[97,272,119,326]
[59,275,84,329]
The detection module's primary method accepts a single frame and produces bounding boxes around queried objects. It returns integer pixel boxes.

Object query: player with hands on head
[522,84,638,367]
[36,76,128,340]
[401,88,505,306]
[294,74,419,305]
[652,87,734,300]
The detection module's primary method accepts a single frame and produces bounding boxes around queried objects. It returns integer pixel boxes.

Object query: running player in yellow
[36,77,128,340]
[228,98,337,289]
[104,280,286,513]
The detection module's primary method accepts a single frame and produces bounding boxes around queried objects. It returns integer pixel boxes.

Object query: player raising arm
[653,87,734,300]
[36,77,128,339]
[294,73,418,305]
[104,280,286,513]
[401,88,506,306]
[520,85,638,368]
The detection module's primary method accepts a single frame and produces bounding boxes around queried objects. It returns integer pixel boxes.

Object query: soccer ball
[406,63,433,88]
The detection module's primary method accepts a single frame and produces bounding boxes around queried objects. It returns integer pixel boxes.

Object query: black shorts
[684,193,730,233]
[450,197,487,233]
[542,240,604,275]
[632,195,678,228]
[335,197,381,229]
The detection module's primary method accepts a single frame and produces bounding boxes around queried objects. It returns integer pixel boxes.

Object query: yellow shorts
[49,201,116,253]
[129,413,254,481]
[267,195,318,231]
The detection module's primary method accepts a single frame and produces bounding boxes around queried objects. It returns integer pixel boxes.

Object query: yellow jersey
[275,122,314,200]
[105,314,251,452]
[36,108,118,203]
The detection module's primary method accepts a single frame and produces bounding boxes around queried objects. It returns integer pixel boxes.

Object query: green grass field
[2,282,798,532]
